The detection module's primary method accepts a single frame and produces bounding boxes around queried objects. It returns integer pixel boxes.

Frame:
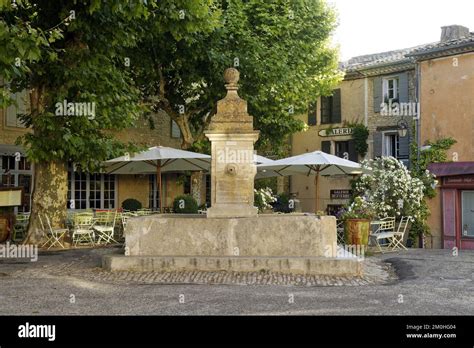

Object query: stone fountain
[103,68,362,277]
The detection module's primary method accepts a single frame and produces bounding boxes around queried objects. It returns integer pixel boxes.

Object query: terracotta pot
[0,216,9,243]
[344,219,370,246]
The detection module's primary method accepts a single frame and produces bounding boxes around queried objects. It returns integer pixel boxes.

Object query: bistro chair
[12,212,30,242]
[94,210,118,244]
[136,208,152,216]
[369,216,396,253]
[336,219,345,245]
[389,216,410,251]
[71,214,96,246]
[38,214,68,250]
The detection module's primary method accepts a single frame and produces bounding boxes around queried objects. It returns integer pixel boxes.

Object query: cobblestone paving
[5,247,397,287]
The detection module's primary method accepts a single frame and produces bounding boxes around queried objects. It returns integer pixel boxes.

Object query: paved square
[0,247,473,315]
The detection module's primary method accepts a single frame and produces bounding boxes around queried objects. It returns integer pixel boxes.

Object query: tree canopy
[132,0,342,153]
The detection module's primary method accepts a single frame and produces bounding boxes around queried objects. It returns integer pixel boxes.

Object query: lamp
[397,119,408,138]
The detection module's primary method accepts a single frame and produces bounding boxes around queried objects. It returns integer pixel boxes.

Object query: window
[307,101,317,126]
[462,191,474,237]
[382,132,399,157]
[171,120,181,138]
[2,156,16,171]
[67,170,116,209]
[103,175,115,209]
[383,77,399,102]
[320,89,341,124]
[89,173,101,209]
[5,90,28,128]
[0,153,33,212]
[335,141,349,159]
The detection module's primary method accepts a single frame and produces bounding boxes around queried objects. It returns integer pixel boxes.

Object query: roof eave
[407,41,474,61]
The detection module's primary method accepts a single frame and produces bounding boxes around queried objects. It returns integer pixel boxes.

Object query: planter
[344,218,370,246]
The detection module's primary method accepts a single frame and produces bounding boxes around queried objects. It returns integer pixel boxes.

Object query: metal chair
[389,216,410,250]
[336,219,345,245]
[71,214,96,246]
[94,210,118,244]
[12,213,30,242]
[38,214,69,250]
[370,217,396,253]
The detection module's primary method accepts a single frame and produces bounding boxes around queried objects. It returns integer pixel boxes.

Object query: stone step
[103,255,362,276]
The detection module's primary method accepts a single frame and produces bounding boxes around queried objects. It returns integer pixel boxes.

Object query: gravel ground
[0,247,473,315]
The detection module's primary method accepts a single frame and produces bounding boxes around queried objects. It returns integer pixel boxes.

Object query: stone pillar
[205,68,259,218]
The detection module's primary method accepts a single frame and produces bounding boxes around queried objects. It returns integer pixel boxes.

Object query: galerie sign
[318,127,353,137]
[330,189,352,199]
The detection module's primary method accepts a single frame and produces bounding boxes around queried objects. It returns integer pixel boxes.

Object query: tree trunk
[24,160,68,245]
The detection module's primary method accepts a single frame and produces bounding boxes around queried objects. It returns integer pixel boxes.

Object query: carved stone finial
[224,68,240,87]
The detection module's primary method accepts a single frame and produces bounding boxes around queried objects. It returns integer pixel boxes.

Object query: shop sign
[318,127,353,137]
[330,189,352,199]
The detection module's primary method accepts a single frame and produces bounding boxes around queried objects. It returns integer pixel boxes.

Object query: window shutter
[321,141,331,154]
[6,103,18,127]
[5,91,28,128]
[171,120,181,138]
[398,72,409,103]
[373,77,383,113]
[308,101,317,126]
[320,96,330,124]
[348,139,358,162]
[332,89,341,123]
[398,133,410,167]
[373,131,383,158]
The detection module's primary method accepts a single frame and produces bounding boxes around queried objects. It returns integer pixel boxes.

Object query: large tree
[0,0,218,243]
[133,0,342,152]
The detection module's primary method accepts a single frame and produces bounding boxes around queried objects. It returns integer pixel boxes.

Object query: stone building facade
[408,25,474,250]
[0,98,202,212]
[292,46,417,213]
[291,24,474,250]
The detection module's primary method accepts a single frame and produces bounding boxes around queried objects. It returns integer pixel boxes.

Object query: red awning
[428,162,474,177]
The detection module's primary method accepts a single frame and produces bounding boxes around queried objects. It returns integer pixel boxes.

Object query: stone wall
[125,214,337,257]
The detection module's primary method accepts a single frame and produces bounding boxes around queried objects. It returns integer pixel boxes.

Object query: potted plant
[341,197,375,246]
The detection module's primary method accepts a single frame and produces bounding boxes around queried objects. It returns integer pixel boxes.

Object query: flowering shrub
[254,187,277,212]
[352,156,435,220]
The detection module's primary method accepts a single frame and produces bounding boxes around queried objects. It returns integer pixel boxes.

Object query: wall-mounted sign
[443,175,474,187]
[0,187,24,207]
[330,189,352,200]
[318,127,353,137]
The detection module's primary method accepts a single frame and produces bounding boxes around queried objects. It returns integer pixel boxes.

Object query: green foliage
[347,122,369,158]
[173,195,198,213]
[0,1,160,171]
[121,198,142,211]
[133,0,342,152]
[353,157,430,220]
[255,177,278,193]
[409,136,457,238]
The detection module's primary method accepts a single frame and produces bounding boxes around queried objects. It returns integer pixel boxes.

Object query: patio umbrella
[105,146,210,212]
[257,150,365,212]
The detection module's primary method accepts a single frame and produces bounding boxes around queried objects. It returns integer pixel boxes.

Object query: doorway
[461,191,474,238]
